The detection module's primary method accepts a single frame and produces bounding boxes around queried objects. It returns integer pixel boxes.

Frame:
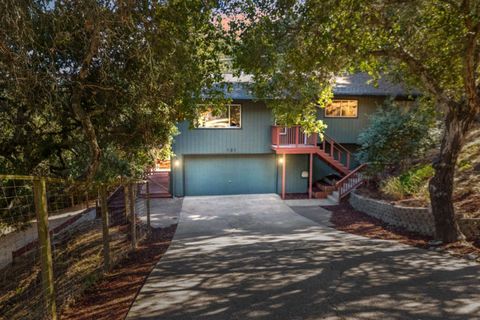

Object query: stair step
[313,191,331,199]
[327,193,339,204]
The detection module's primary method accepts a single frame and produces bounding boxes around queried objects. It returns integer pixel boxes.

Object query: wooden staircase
[314,150,350,175]
[271,125,367,201]
[315,134,351,175]
[334,164,367,201]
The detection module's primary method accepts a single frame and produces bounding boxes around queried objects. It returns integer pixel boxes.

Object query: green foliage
[356,98,437,173]
[223,0,480,240]
[0,0,224,182]
[457,159,473,172]
[226,0,472,103]
[380,165,434,200]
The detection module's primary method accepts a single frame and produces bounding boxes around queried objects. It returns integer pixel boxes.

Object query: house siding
[173,101,273,155]
[276,154,309,194]
[171,96,388,197]
[318,96,386,143]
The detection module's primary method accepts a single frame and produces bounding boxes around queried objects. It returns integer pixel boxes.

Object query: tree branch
[71,24,102,182]
[463,0,480,112]
[371,48,453,106]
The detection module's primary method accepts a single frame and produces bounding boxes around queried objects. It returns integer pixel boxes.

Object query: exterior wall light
[278,157,284,165]
[174,159,181,168]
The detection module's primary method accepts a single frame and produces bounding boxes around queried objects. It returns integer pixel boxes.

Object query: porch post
[282,153,286,200]
[309,153,313,199]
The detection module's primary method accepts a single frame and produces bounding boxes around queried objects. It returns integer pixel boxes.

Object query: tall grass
[380,165,434,200]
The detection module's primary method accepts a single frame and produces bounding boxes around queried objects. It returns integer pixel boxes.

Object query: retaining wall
[349,192,479,240]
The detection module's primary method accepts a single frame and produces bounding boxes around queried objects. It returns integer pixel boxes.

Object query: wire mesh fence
[0,175,152,320]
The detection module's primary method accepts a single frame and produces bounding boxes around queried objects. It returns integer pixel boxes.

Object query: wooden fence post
[128,183,136,250]
[124,183,130,225]
[146,181,151,231]
[33,178,57,320]
[99,185,110,272]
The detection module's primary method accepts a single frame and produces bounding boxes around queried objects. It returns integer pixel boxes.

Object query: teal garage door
[184,154,276,196]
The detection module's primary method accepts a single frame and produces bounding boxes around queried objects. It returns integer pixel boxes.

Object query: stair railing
[335,164,367,199]
[319,134,351,169]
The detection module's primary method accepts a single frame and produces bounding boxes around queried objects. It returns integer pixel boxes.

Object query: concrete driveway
[127,194,480,320]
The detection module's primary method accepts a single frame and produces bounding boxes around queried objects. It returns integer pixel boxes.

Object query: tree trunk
[429,105,474,243]
[71,87,101,182]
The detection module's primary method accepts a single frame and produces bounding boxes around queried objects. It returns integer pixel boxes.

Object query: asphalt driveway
[127,194,480,320]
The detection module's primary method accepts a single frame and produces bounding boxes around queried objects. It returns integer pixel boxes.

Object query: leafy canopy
[356,98,437,173]
[0,0,225,181]
[225,0,478,118]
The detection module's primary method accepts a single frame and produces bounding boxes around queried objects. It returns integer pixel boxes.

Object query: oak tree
[0,0,224,181]
[227,0,480,242]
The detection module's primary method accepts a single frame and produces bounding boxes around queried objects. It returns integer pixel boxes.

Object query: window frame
[324,99,359,118]
[195,104,242,129]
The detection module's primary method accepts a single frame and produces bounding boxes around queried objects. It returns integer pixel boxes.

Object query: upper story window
[195,104,241,129]
[325,100,358,118]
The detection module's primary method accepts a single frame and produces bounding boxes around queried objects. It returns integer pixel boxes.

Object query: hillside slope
[454,123,480,218]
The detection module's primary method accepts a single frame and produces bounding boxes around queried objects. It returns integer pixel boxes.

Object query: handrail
[335,163,367,200]
[323,134,350,154]
[335,163,367,188]
[319,133,352,169]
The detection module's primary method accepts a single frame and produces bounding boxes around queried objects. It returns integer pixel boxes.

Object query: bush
[380,164,434,200]
[356,98,437,175]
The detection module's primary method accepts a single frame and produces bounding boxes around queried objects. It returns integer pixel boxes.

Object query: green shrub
[356,98,437,175]
[380,165,434,200]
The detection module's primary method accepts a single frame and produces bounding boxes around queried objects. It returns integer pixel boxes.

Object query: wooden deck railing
[272,126,352,171]
[271,125,318,147]
[335,164,367,199]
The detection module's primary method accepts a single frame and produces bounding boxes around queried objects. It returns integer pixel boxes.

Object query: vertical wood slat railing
[335,164,367,199]
[271,125,318,148]
[319,134,351,169]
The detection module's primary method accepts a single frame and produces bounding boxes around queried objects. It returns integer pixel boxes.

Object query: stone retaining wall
[349,192,479,240]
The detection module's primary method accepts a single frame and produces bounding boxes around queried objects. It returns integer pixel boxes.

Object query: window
[325,100,358,118]
[195,104,241,128]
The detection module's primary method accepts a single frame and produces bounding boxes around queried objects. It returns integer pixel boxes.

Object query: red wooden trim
[335,164,367,188]
[282,153,286,200]
[309,153,313,199]
[272,147,319,154]
[295,127,299,146]
[324,133,350,154]
[272,125,321,149]
[339,180,365,199]
[271,126,278,146]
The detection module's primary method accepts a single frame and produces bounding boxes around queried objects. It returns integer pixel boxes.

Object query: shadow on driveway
[127,194,480,320]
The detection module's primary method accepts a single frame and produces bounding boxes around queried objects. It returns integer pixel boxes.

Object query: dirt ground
[327,202,480,260]
[61,225,177,320]
[356,123,480,219]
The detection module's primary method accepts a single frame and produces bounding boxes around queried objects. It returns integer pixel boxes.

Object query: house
[168,73,414,200]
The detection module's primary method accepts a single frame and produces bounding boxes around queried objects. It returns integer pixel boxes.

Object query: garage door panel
[184,155,276,196]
